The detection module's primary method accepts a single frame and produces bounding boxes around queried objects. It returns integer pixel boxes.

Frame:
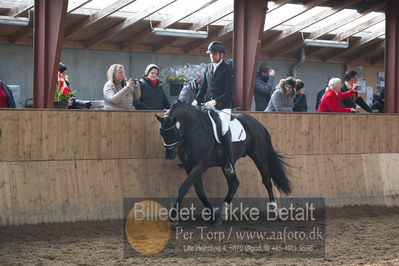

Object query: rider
[191,41,235,176]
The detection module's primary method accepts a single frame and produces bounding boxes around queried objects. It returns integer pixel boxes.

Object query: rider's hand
[204,100,216,110]
[350,108,357,113]
[191,100,198,107]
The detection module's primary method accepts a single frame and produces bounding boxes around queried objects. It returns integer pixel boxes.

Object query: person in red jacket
[317,78,357,113]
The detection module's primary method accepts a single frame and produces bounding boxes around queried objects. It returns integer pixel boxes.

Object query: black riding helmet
[207,41,225,54]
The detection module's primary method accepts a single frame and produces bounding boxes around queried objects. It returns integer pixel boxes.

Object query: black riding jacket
[195,60,233,110]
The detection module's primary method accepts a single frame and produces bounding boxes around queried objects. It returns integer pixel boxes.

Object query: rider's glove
[191,100,198,107]
[204,100,216,110]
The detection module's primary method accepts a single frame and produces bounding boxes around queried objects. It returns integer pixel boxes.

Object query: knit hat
[144,64,159,76]
[284,79,296,89]
[58,62,67,73]
[295,81,304,91]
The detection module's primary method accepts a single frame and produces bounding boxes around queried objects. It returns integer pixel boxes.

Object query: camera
[69,96,92,109]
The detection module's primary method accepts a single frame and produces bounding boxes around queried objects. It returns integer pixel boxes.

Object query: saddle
[205,110,246,144]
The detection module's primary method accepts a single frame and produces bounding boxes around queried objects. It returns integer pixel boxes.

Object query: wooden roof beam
[84,0,177,48]
[8,1,92,44]
[346,39,384,62]
[335,13,385,41]
[183,0,293,54]
[7,0,34,17]
[152,2,233,52]
[120,0,217,50]
[263,0,329,31]
[370,51,385,65]
[184,22,233,53]
[64,0,137,38]
[261,0,362,51]
[67,0,93,13]
[271,1,384,59]
[322,26,385,61]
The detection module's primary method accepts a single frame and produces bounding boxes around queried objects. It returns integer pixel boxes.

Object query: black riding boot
[221,130,235,175]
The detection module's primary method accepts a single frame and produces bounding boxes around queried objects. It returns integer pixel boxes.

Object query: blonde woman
[265,77,296,112]
[103,64,141,110]
[317,78,356,113]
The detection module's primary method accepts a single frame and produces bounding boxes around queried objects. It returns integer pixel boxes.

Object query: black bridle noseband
[160,121,183,150]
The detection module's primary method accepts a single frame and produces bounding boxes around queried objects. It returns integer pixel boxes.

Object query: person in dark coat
[134,64,170,110]
[371,89,384,113]
[0,78,16,108]
[315,77,332,111]
[293,80,308,112]
[192,41,235,175]
[340,70,371,112]
[178,74,203,104]
[254,63,275,111]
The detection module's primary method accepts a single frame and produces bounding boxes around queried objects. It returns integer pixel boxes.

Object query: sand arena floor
[0,206,398,265]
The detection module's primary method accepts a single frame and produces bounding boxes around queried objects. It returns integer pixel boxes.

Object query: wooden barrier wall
[0,109,398,226]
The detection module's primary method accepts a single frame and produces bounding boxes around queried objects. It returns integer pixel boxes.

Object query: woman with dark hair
[134,64,170,110]
[265,77,296,112]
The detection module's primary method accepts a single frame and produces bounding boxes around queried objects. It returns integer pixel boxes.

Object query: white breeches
[217,108,232,136]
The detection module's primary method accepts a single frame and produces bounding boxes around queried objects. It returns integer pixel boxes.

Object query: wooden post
[33,0,68,108]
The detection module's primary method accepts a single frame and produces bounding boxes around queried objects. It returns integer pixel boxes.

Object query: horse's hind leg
[220,167,240,220]
[250,154,276,203]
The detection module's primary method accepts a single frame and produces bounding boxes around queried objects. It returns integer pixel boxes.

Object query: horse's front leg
[220,168,240,221]
[171,164,207,227]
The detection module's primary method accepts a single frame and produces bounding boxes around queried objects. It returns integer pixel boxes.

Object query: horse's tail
[264,127,292,195]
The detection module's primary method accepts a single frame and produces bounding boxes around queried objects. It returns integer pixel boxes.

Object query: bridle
[160,121,183,150]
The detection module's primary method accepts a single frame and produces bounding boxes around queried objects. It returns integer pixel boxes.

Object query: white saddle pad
[207,111,247,143]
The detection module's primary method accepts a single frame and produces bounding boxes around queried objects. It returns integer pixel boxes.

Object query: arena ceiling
[0,0,386,65]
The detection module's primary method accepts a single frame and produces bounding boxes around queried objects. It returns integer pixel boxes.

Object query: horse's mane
[167,101,202,118]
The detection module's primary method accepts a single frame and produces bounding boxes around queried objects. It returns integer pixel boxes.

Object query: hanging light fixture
[152,27,208,39]
[303,39,349,48]
[0,15,30,26]
[150,18,208,39]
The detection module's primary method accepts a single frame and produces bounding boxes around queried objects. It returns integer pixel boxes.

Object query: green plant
[165,74,188,85]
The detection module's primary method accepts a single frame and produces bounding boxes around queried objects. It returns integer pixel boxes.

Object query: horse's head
[155,111,183,160]
[155,101,200,159]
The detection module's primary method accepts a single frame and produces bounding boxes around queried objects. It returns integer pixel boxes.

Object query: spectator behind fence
[340,70,371,113]
[265,77,295,112]
[315,77,332,110]
[293,79,308,112]
[317,78,356,113]
[254,63,275,111]
[103,64,141,110]
[58,63,92,109]
[371,89,384,113]
[178,74,203,104]
[0,78,16,108]
[134,64,170,110]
